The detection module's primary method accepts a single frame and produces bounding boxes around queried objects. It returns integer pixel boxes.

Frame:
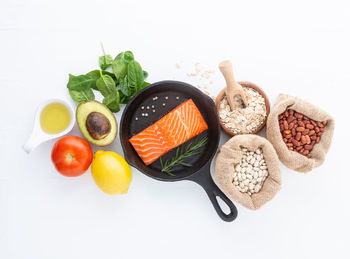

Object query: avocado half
[76,100,117,146]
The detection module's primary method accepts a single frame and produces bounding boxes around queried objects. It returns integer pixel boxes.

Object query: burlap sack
[215,135,281,210]
[266,94,335,173]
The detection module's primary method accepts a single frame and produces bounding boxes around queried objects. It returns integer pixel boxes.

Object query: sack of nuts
[266,94,335,173]
[215,135,281,210]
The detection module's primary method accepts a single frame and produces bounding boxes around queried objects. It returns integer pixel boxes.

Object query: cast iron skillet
[120,80,238,222]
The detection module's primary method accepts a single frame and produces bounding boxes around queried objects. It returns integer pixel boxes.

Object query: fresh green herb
[67,74,96,102]
[112,51,134,79]
[67,74,95,91]
[127,60,144,91]
[86,70,100,90]
[99,43,113,70]
[86,70,116,90]
[115,51,134,63]
[143,70,149,79]
[141,81,150,88]
[102,70,117,80]
[119,76,129,96]
[69,88,95,103]
[112,51,149,103]
[160,137,208,176]
[96,71,120,112]
[67,46,150,112]
[96,71,116,96]
[102,93,120,113]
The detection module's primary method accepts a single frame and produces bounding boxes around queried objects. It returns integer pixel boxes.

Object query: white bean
[254,185,261,192]
[233,147,269,196]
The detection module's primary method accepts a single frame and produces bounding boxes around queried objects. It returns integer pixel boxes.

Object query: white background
[0,0,349,258]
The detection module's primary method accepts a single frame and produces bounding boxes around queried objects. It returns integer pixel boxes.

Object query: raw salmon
[129,99,208,165]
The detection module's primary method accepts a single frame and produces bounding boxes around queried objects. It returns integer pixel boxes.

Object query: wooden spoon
[219,60,248,110]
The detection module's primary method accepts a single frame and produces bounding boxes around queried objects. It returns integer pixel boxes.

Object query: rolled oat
[219,87,267,134]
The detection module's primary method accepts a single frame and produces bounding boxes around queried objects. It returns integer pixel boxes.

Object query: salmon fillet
[129,99,208,165]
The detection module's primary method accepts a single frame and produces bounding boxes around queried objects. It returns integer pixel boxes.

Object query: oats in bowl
[219,86,267,134]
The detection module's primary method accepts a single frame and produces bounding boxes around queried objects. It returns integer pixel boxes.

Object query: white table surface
[1,0,349,258]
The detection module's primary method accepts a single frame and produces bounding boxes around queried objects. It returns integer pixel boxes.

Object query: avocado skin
[76,100,117,146]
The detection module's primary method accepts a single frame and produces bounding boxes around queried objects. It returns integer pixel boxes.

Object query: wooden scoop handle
[219,60,237,90]
[219,60,238,110]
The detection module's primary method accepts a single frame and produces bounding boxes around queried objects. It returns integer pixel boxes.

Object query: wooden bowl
[215,81,270,136]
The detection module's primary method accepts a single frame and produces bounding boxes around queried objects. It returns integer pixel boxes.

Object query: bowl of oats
[215,81,270,136]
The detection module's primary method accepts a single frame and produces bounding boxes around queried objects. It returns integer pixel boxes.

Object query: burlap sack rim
[215,135,282,210]
[266,94,335,173]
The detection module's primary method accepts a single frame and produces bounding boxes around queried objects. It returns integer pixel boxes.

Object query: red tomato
[51,136,93,177]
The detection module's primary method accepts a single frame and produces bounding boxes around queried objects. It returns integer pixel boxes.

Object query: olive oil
[40,102,71,134]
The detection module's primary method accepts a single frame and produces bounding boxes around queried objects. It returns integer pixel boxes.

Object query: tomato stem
[66,153,75,162]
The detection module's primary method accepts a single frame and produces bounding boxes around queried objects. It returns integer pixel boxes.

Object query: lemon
[91,150,132,194]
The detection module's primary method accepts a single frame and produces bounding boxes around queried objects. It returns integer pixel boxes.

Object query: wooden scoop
[219,60,248,110]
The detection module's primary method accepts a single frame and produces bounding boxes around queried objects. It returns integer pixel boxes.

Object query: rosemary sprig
[160,136,208,176]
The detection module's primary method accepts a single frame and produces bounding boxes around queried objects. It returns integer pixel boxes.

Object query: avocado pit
[76,100,117,146]
[86,112,111,140]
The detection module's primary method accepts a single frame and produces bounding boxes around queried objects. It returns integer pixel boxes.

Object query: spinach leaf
[87,70,117,90]
[143,70,148,79]
[142,81,150,88]
[86,70,100,90]
[119,93,126,104]
[67,48,149,112]
[102,70,117,80]
[67,74,94,91]
[103,93,120,113]
[99,55,113,70]
[96,71,117,97]
[115,51,134,62]
[69,88,95,103]
[119,76,129,96]
[99,43,113,70]
[118,80,149,104]
[112,60,127,80]
[127,60,144,90]
[88,70,116,80]
[112,51,134,80]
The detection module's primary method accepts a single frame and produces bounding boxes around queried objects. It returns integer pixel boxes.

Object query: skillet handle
[189,164,238,222]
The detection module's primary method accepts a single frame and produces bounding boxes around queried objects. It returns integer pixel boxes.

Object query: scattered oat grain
[201,69,215,79]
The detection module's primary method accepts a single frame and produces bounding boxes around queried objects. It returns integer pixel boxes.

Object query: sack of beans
[215,135,281,210]
[266,94,335,173]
